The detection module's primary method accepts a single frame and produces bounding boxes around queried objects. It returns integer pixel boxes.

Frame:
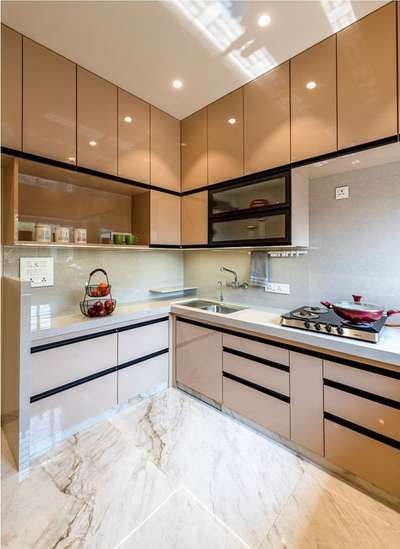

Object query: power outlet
[335,186,349,200]
[265,282,290,295]
[20,257,54,287]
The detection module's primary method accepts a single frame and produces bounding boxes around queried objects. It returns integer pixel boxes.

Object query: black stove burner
[303,306,329,314]
[291,310,320,320]
[280,305,386,343]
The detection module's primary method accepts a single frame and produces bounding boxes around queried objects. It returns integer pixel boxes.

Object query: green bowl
[113,234,125,245]
[125,234,137,245]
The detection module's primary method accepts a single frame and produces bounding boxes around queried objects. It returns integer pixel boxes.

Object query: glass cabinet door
[210,212,288,245]
[210,174,288,216]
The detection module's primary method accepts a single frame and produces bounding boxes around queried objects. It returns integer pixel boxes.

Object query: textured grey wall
[184,161,400,310]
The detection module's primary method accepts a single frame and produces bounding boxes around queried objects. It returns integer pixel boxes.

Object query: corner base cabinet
[175,319,222,403]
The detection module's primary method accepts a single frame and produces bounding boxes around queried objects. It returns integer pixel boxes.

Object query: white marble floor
[2,388,400,548]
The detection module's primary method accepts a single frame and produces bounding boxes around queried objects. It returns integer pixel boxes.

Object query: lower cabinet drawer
[30,373,117,445]
[223,377,290,439]
[118,352,169,404]
[118,319,169,365]
[324,385,400,441]
[325,419,400,498]
[223,333,289,367]
[324,359,400,402]
[223,351,289,396]
[31,333,118,396]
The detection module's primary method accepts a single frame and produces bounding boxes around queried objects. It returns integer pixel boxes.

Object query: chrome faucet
[217,280,224,302]
[220,266,249,289]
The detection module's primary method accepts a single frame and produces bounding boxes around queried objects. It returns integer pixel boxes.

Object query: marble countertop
[30,299,174,342]
[171,301,400,368]
[30,297,400,367]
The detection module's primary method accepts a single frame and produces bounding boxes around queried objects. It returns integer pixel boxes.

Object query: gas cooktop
[281,306,386,343]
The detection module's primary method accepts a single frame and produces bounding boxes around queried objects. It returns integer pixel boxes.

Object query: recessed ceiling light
[306,81,317,90]
[351,159,360,165]
[89,140,97,147]
[172,79,183,89]
[258,14,271,27]
[228,118,236,125]
[123,115,133,124]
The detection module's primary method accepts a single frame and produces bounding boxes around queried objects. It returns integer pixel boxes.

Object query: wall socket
[335,185,350,200]
[265,282,290,294]
[20,257,54,287]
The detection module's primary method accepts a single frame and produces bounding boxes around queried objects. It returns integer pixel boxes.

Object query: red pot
[321,295,400,324]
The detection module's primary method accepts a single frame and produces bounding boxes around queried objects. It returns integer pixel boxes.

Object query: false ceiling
[2,0,387,119]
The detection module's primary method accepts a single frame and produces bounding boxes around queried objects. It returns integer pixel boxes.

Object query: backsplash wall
[3,248,184,315]
[184,161,400,310]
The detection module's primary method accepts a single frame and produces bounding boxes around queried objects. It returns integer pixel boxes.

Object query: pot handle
[387,309,400,317]
[352,294,362,303]
[321,301,332,309]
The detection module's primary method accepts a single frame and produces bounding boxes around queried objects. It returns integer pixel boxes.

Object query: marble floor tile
[111,388,306,547]
[2,418,175,549]
[2,387,399,549]
[260,469,400,549]
[118,487,249,549]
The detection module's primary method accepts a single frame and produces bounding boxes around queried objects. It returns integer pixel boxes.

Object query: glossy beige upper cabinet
[77,68,117,174]
[181,191,208,245]
[150,107,180,192]
[181,108,207,191]
[398,1,400,134]
[291,36,337,162]
[1,26,22,150]
[337,2,397,149]
[118,89,150,182]
[23,38,76,164]
[150,190,181,245]
[208,89,243,184]
[244,63,290,174]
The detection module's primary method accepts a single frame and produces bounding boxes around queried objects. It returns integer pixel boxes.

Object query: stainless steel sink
[179,300,244,315]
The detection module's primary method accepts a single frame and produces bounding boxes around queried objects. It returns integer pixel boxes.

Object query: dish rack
[80,268,116,317]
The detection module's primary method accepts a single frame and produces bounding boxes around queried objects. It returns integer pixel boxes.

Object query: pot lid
[333,301,383,313]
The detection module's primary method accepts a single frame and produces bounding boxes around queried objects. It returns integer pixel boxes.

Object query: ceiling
[2,0,387,119]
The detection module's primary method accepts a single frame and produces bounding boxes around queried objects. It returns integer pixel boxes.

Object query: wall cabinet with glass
[208,170,309,247]
[1,155,150,247]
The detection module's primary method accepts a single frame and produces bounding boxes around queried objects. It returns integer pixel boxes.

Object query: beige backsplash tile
[3,247,184,315]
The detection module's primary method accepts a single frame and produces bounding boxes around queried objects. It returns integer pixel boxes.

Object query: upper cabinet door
[244,63,290,175]
[150,190,181,245]
[291,36,337,162]
[118,89,150,183]
[337,3,397,149]
[208,89,243,184]
[1,26,22,150]
[181,108,207,191]
[23,38,76,164]
[77,68,117,175]
[181,191,208,245]
[150,106,180,192]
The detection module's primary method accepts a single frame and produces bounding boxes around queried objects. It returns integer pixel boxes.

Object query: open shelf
[1,154,151,247]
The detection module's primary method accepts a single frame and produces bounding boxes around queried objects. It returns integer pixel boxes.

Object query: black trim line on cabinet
[31,316,169,353]
[30,366,116,403]
[324,412,400,450]
[117,316,168,333]
[31,327,117,353]
[118,348,168,371]
[175,316,400,376]
[323,378,400,410]
[223,371,290,403]
[223,346,289,372]
[30,347,169,403]
[1,147,181,196]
